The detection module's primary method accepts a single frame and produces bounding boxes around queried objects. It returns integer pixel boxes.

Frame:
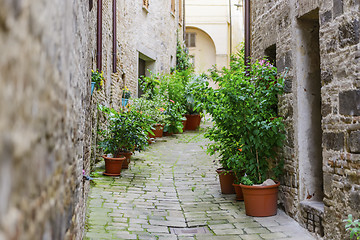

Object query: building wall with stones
[0,0,183,239]
[90,0,184,165]
[250,0,359,239]
[0,0,96,239]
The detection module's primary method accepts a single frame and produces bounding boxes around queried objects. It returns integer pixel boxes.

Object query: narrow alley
[86,125,314,240]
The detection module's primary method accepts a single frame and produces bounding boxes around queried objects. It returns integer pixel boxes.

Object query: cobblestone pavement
[85,127,315,240]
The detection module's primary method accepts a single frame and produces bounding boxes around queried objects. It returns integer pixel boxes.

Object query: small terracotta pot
[150,124,164,138]
[240,182,280,217]
[185,114,201,130]
[102,155,126,176]
[232,183,244,201]
[116,152,132,169]
[216,168,235,194]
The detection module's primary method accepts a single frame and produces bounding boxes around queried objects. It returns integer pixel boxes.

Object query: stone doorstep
[169,226,211,235]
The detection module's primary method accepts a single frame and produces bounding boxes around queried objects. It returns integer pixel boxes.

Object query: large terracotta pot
[232,183,244,201]
[240,182,280,217]
[102,155,126,176]
[150,124,164,138]
[116,152,132,169]
[185,114,201,130]
[216,168,235,194]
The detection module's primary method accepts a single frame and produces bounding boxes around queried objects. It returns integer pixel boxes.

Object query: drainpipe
[229,0,232,56]
[112,0,117,73]
[244,0,250,67]
[183,0,186,41]
[97,0,103,71]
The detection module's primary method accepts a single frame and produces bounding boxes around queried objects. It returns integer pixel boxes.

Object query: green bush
[195,52,286,184]
[97,106,152,155]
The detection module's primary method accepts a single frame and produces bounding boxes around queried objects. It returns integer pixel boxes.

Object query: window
[143,0,149,9]
[171,0,175,14]
[185,33,196,48]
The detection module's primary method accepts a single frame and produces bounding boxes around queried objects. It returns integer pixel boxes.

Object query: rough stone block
[339,90,360,116]
[323,132,344,151]
[284,78,293,93]
[321,70,333,85]
[339,19,360,48]
[277,51,292,73]
[349,191,360,212]
[320,10,332,25]
[349,131,360,153]
[333,0,343,18]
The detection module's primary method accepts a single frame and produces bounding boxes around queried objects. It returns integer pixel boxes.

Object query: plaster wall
[186,27,217,74]
[185,0,244,72]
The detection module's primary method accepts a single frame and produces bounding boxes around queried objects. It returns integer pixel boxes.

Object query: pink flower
[159,108,165,112]
[170,99,175,103]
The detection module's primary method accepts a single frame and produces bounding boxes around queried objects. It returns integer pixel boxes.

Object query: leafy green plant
[131,94,167,125]
[91,69,104,90]
[195,51,286,185]
[175,40,193,72]
[344,214,360,239]
[97,105,152,155]
[185,74,207,115]
[163,100,186,134]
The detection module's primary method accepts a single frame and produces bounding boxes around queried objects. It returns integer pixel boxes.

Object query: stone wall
[0,0,182,239]
[250,0,360,239]
[0,0,95,239]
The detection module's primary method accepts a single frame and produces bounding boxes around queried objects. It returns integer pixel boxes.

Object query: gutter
[97,0,103,71]
[112,0,117,73]
[244,0,250,67]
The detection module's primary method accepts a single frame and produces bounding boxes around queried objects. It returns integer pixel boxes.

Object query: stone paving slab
[85,126,315,240]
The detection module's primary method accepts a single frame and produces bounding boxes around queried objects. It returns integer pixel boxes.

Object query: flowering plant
[131,93,167,125]
[91,69,104,90]
[122,86,131,99]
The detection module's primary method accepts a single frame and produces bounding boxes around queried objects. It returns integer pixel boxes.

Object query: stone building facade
[250,0,359,239]
[0,0,182,239]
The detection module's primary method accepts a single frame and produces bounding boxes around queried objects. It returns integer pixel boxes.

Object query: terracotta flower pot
[102,155,126,176]
[150,124,164,138]
[216,168,235,194]
[185,114,201,130]
[232,183,244,201]
[240,182,280,217]
[116,152,132,169]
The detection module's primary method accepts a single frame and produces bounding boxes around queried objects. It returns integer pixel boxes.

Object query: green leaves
[195,53,286,184]
[344,214,360,239]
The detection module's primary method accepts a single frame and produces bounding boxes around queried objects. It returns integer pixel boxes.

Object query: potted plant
[122,86,131,107]
[91,69,104,94]
[230,58,285,216]
[197,51,285,212]
[131,94,167,139]
[98,105,152,170]
[163,99,186,135]
[184,75,207,130]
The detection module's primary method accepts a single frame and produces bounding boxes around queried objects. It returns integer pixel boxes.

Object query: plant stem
[256,149,261,183]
